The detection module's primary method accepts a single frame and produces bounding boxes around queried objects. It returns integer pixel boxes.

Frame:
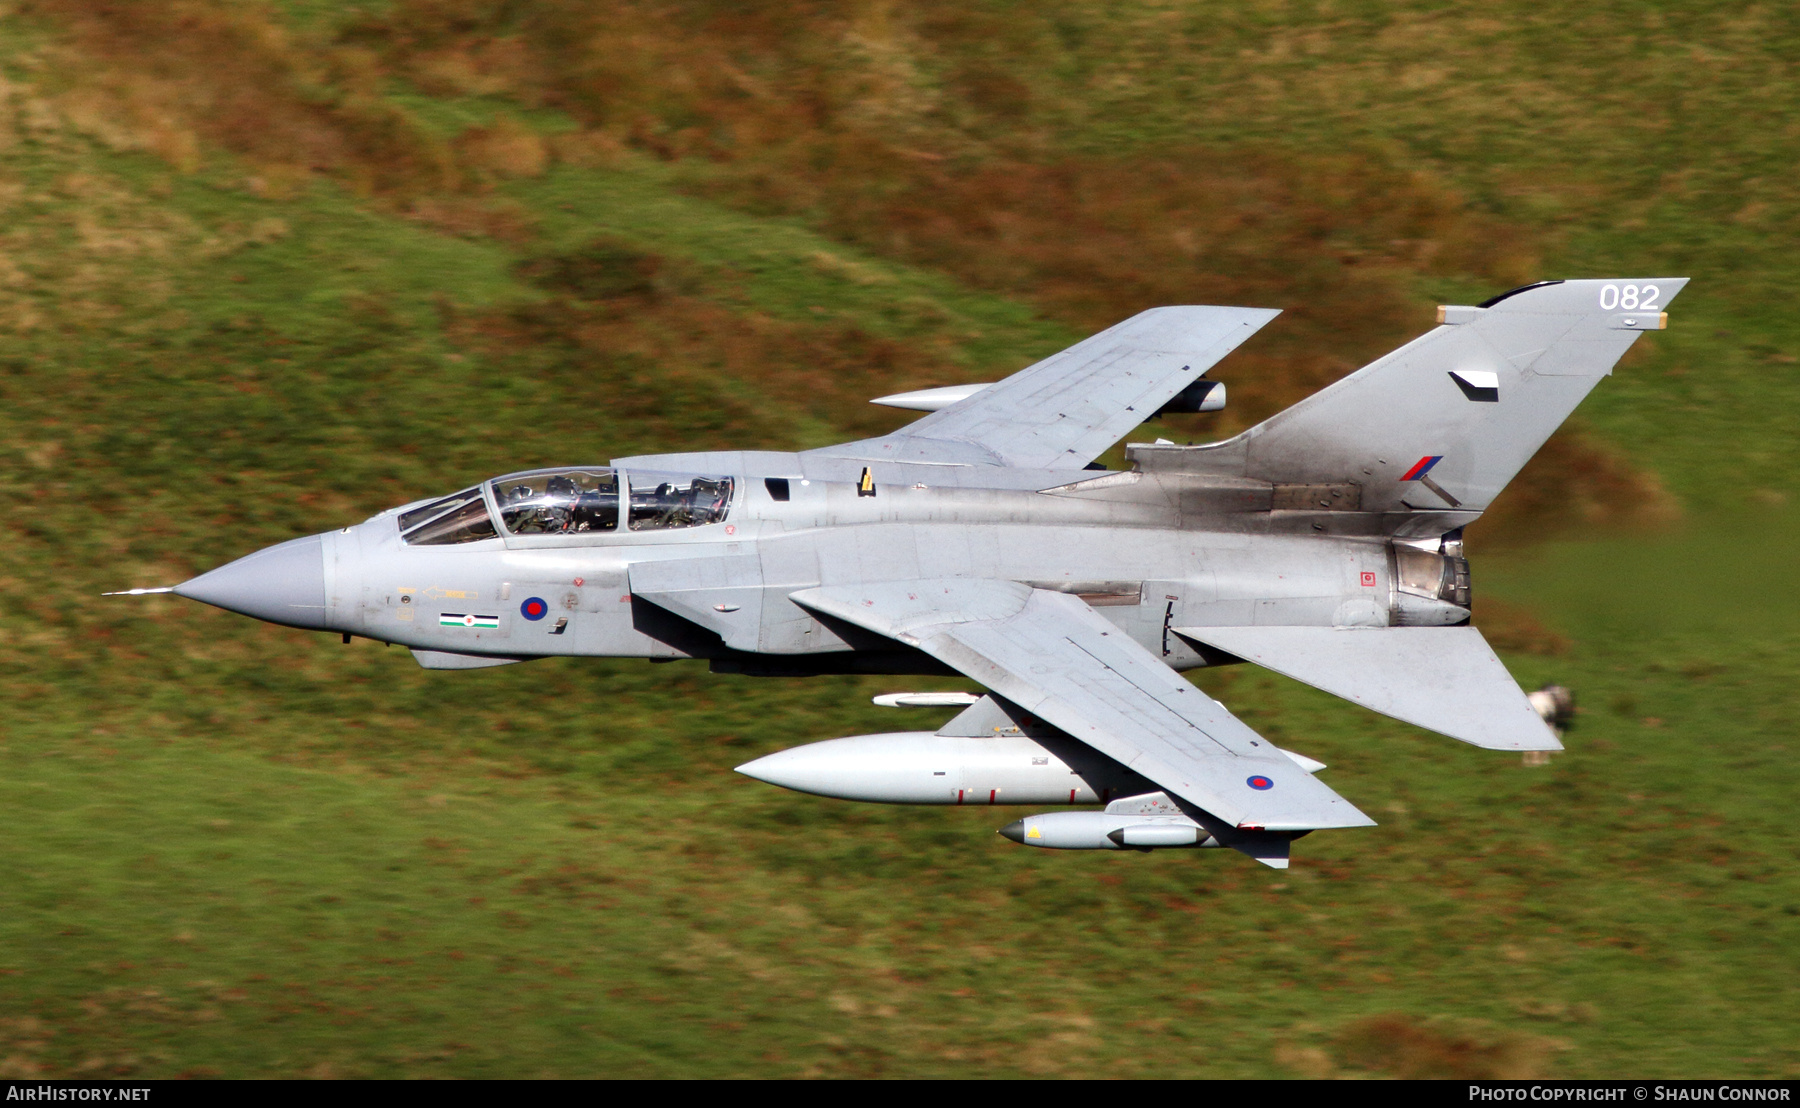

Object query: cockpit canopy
[626,472,734,531]
[396,467,735,545]
[494,469,620,535]
[396,487,496,546]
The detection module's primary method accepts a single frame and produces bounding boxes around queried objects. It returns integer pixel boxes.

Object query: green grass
[0,0,1797,1079]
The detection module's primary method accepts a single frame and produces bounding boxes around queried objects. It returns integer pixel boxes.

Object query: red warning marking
[1360,571,1377,587]
[1069,789,1076,804]
[956,790,964,806]
[988,789,997,805]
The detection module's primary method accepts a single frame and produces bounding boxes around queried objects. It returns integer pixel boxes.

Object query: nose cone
[174,534,330,631]
[998,819,1026,844]
[735,749,811,793]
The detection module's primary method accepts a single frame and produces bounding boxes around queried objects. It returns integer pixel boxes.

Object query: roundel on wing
[520,597,549,621]
[1246,775,1274,791]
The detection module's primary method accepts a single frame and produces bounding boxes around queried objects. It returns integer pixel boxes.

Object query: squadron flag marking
[440,613,500,629]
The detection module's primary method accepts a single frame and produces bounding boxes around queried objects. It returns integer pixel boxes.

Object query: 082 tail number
[1599,284,1658,311]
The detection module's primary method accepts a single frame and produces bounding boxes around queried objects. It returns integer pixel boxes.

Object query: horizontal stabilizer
[1175,625,1561,751]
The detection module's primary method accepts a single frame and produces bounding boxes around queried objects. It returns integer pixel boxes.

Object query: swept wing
[813,306,1278,470]
[790,579,1374,839]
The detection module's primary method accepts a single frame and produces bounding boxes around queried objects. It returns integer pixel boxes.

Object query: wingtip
[1498,732,1564,753]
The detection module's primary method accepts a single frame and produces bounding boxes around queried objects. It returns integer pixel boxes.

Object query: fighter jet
[118,278,1685,868]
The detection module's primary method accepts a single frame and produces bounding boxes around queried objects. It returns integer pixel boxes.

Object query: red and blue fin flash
[1399,455,1444,482]
[1398,455,1462,507]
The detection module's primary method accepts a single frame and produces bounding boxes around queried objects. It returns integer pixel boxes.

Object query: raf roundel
[520,597,549,622]
[1246,775,1274,791]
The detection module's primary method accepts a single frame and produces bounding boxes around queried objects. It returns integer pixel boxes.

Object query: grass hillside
[0,0,1795,1078]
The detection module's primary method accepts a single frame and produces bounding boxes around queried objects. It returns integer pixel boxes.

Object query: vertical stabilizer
[1141,279,1687,516]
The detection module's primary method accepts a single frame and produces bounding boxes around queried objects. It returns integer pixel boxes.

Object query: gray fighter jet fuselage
[141,278,1689,869]
[199,457,1465,671]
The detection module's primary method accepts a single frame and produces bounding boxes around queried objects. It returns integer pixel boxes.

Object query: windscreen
[490,469,620,535]
[628,473,734,530]
[397,488,499,546]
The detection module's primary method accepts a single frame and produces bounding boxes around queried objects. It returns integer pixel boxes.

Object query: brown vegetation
[1473,598,1572,657]
[1281,1013,1559,1079]
[454,115,550,181]
[452,238,957,444]
[776,149,1525,415]
[344,1,1538,412]
[358,1,1668,535]
[29,0,455,194]
[405,196,539,244]
[1476,428,1681,546]
[24,0,1664,537]
[1330,1013,1557,1079]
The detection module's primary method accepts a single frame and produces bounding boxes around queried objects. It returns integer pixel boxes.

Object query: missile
[997,811,1221,850]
